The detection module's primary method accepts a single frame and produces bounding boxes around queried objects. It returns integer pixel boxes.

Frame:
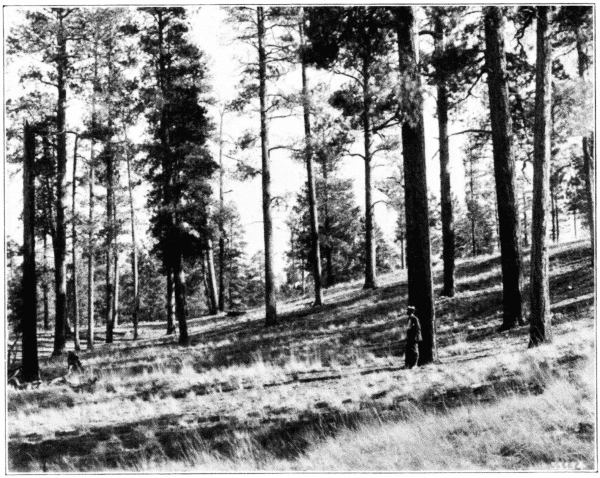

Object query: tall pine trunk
[105,140,115,344]
[22,121,40,382]
[300,8,324,305]
[71,134,81,351]
[484,6,523,331]
[52,17,68,356]
[87,142,96,350]
[126,143,139,339]
[395,7,436,365]
[434,10,455,297]
[218,109,226,312]
[258,7,278,326]
[362,59,377,290]
[529,7,553,347]
[87,34,99,351]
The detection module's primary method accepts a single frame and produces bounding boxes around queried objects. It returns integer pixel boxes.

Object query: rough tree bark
[395,7,437,365]
[258,7,278,326]
[300,8,324,305]
[22,121,40,382]
[434,9,455,297]
[51,12,69,356]
[71,134,81,351]
[484,6,523,331]
[529,6,553,347]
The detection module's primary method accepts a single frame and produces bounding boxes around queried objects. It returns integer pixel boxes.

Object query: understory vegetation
[7,240,595,472]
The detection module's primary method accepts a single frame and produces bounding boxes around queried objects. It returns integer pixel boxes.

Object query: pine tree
[483,6,524,331]
[137,7,216,344]
[529,7,553,347]
[393,6,437,365]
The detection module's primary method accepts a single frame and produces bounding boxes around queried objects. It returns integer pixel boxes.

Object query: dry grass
[7,240,595,472]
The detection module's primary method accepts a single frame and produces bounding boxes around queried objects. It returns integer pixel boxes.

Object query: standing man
[405,305,422,368]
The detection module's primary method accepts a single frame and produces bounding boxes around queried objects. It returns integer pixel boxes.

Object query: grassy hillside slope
[7,240,596,471]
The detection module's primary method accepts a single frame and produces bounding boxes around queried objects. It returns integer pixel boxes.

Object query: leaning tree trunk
[22,121,40,382]
[71,134,81,351]
[529,6,553,347]
[126,143,139,340]
[434,9,455,297]
[300,8,324,305]
[257,7,278,326]
[395,7,437,365]
[484,6,523,331]
[52,18,69,356]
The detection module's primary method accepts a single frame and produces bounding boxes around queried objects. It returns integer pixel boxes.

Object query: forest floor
[6,239,596,472]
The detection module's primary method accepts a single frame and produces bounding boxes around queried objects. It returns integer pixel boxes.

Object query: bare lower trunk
[484,6,523,330]
[166,267,175,335]
[396,7,436,365]
[399,234,405,269]
[258,7,278,326]
[529,6,553,347]
[206,240,219,315]
[22,121,40,382]
[43,234,50,331]
[105,142,115,344]
[71,135,81,351]
[112,241,120,328]
[172,247,189,345]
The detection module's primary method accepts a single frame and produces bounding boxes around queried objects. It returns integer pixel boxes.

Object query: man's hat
[407,305,416,313]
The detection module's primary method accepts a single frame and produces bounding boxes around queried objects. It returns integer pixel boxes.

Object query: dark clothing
[406,313,422,343]
[405,342,419,369]
[67,351,83,373]
[405,313,422,369]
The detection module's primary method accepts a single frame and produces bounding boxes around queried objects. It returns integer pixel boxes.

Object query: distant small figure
[404,305,422,369]
[67,351,84,373]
